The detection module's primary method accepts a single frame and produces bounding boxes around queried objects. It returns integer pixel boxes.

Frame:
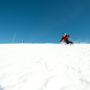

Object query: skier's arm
[60,37,64,42]
[68,35,70,37]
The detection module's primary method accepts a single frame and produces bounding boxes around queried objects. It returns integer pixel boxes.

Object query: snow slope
[0,44,90,90]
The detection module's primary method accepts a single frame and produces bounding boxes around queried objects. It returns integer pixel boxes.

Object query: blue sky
[0,0,90,43]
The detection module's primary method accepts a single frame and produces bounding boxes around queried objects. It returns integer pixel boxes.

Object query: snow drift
[0,44,90,90]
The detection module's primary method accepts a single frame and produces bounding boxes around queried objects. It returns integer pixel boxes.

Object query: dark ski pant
[64,40,73,44]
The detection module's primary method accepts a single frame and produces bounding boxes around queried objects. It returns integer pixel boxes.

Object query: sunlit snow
[0,44,90,90]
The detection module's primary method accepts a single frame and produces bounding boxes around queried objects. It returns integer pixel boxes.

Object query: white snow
[0,43,90,90]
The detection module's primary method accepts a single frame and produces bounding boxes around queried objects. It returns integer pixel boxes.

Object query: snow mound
[0,44,90,90]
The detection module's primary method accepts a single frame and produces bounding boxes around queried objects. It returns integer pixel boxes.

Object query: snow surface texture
[0,44,90,90]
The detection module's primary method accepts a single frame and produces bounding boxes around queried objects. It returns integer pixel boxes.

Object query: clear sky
[0,0,90,43]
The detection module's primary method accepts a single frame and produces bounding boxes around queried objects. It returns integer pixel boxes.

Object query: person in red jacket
[60,33,73,44]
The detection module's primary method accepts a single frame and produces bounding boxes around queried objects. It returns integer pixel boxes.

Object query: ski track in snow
[0,44,90,90]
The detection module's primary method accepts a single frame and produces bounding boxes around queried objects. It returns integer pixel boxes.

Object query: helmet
[63,33,66,37]
[63,33,66,35]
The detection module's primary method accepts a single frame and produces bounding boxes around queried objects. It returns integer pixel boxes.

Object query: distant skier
[60,33,73,44]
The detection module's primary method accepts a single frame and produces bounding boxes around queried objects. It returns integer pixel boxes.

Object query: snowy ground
[0,43,90,90]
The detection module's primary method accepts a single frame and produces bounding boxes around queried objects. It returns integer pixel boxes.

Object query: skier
[60,33,73,44]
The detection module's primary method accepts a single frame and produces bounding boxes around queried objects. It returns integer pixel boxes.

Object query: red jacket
[60,34,70,42]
